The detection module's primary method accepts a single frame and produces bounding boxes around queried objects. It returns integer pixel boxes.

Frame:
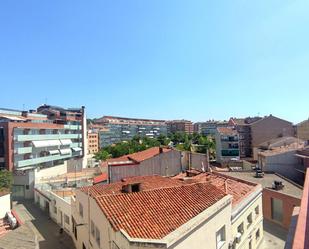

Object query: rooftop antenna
[45,97,48,105]
[22,104,25,111]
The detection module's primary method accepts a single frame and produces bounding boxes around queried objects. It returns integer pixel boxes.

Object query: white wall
[49,191,72,235]
[35,163,68,183]
[0,193,11,218]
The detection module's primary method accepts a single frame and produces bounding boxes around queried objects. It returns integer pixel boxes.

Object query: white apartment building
[71,172,263,249]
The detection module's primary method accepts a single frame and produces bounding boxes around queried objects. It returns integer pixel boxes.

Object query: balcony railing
[15,134,82,142]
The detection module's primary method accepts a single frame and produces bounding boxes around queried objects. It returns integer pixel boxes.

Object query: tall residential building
[215,127,240,164]
[94,116,167,148]
[194,120,229,136]
[87,131,99,154]
[167,119,194,134]
[0,105,86,199]
[72,172,263,249]
[229,115,294,159]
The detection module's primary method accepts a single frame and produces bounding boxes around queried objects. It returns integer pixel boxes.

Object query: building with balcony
[94,116,167,147]
[215,127,240,164]
[194,120,229,136]
[0,105,87,199]
[167,119,194,134]
[72,171,263,249]
[229,115,294,159]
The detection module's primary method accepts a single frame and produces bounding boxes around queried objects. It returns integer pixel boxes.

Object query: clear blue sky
[0,0,308,123]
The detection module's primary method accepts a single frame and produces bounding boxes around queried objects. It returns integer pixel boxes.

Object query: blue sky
[0,0,308,123]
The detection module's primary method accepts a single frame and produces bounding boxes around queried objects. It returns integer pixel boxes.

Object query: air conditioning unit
[236,232,242,243]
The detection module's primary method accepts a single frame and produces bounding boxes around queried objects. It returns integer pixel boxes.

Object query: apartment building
[167,119,194,134]
[194,120,229,136]
[72,172,263,249]
[229,115,294,159]
[94,116,167,147]
[87,132,99,154]
[215,127,240,164]
[296,119,309,143]
[0,105,87,199]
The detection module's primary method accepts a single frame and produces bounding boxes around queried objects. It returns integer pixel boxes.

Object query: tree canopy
[0,170,13,191]
[95,132,216,161]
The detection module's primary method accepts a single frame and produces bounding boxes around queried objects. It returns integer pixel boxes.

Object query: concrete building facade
[229,115,294,159]
[87,132,99,154]
[194,121,229,136]
[94,116,167,147]
[167,120,194,134]
[0,105,87,199]
[215,127,240,164]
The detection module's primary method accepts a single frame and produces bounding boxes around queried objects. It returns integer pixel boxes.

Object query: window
[79,202,84,218]
[247,213,253,228]
[237,222,244,235]
[95,227,100,246]
[255,205,259,215]
[255,205,259,217]
[91,220,95,237]
[271,198,283,222]
[54,206,57,214]
[216,225,226,249]
[64,214,70,225]
[256,229,260,241]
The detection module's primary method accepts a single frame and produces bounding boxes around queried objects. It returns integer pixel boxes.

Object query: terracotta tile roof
[217,127,237,135]
[81,175,184,197]
[173,171,257,207]
[106,147,172,165]
[94,182,227,239]
[93,173,108,184]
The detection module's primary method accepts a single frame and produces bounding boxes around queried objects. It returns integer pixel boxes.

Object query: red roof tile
[95,182,227,239]
[81,175,184,197]
[217,127,237,135]
[106,147,171,166]
[93,173,108,184]
[173,171,258,207]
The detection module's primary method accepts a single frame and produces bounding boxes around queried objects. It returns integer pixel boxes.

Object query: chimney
[122,183,141,193]
[159,147,163,154]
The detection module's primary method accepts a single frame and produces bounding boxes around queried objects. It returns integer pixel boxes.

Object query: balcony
[64,124,82,130]
[15,134,82,142]
[16,147,32,154]
[17,153,75,168]
[221,149,240,157]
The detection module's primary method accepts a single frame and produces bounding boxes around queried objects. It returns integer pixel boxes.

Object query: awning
[59,148,72,155]
[49,150,60,155]
[32,140,61,148]
[60,139,72,145]
[71,147,82,152]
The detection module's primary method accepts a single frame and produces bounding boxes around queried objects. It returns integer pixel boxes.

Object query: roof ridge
[93,181,222,199]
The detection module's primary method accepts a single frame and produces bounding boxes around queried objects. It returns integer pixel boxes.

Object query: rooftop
[173,171,258,207]
[259,142,305,157]
[81,175,184,197]
[220,171,303,198]
[94,182,227,239]
[217,127,237,135]
[106,147,172,166]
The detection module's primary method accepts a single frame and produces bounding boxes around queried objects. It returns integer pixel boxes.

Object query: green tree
[0,170,13,190]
